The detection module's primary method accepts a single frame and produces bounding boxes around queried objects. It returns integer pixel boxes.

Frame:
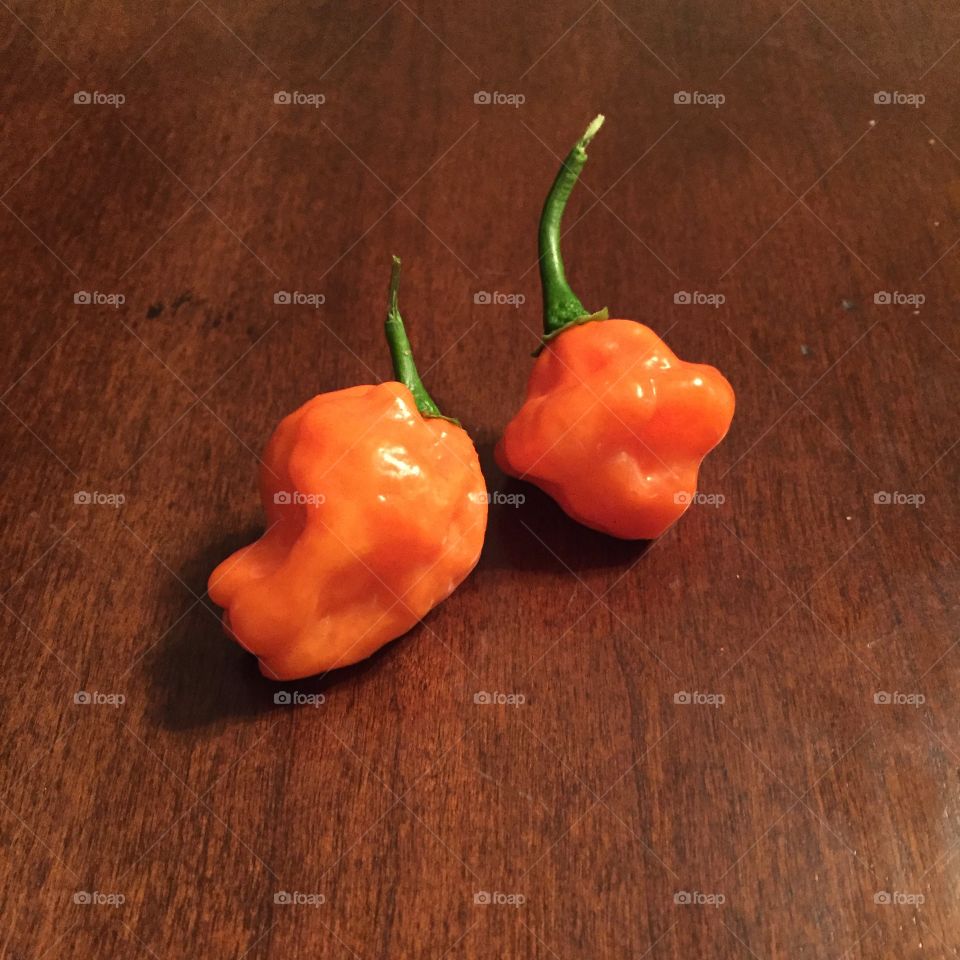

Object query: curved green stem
[538,114,608,350]
[384,256,457,423]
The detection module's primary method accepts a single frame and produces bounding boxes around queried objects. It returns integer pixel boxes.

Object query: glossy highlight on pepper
[209,258,487,679]
[496,116,735,540]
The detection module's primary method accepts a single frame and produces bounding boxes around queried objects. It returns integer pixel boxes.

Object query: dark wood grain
[2,1,959,957]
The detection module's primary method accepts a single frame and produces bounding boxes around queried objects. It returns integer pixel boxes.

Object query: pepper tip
[389,256,402,308]
[581,114,605,147]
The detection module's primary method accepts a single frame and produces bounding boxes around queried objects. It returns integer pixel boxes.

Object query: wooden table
[2,2,958,956]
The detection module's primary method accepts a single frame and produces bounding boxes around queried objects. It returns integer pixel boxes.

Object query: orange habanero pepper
[209,258,487,680]
[496,116,735,540]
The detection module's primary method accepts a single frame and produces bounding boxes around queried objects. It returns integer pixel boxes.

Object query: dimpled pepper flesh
[209,382,486,679]
[495,319,734,540]
[209,259,487,680]
[496,115,735,540]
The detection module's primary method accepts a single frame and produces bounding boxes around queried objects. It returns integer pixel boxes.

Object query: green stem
[384,256,456,423]
[538,114,609,348]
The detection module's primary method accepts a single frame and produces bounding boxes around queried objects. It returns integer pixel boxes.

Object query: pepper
[495,116,735,540]
[209,258,487,679]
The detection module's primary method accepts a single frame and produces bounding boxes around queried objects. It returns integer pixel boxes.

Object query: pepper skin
[496,116,735,540]
[209,259,487,679]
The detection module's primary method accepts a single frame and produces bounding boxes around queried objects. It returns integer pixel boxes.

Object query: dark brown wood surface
[2,1,959,957]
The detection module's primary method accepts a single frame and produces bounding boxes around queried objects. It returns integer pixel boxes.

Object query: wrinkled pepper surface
[209,258,487,679]
[496,116,735,540]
